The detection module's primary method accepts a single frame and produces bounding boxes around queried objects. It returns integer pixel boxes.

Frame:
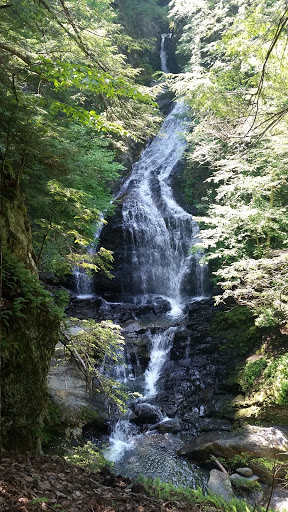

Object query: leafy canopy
[0,0,162,274]
[169,0,288,327]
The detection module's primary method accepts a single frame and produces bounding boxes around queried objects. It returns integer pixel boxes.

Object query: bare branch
[246,8,288,136]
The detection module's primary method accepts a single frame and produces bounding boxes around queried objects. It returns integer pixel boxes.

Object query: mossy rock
[2,308,60,451]
[249,457,288,485]
[257,404,288,426]
[234,406,262,420]
[230,473,260,489]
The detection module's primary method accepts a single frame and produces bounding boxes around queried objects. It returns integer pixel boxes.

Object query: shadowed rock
[178,425,288,462]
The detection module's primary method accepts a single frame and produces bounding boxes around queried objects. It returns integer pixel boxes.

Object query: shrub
[240,358,267,392]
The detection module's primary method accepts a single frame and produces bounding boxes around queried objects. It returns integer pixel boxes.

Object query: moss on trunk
[1,182,60,451]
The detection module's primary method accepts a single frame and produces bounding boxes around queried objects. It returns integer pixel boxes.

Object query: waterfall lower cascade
[88,34,209,488]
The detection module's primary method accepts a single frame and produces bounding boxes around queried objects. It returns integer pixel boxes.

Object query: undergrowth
[138,476,263,512]
[240,358,268,392]
[65,441,112,471]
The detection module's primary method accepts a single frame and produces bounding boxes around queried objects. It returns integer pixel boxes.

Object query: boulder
[130,403,161,425]
[141,296,171,314]
[178,426,288,462]
[236,467,253,477]
[230,474,260,489]
[154,418,181,433]
[208,469,234,501]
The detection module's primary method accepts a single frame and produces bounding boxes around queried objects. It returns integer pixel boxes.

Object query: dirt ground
[0,453,201,512]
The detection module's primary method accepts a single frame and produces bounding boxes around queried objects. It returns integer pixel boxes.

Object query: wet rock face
[154,418,181,434]
[68,297,243,439]
[149,300,237,435]
[66,295,171,322]
[130,403,162,425]
[83,298,240,438]
[93,206,128,302]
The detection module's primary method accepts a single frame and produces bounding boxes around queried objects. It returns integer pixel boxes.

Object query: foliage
[0,0,162,276]
[1,250,66,330]
[263,353,288,405]
[211,307,255,331]
[210,307,262,356]
[61,319,128,412]
[228,343,288,406]
[29,497,50,505]
[21,124,124,273]
[116,0,168,84]
[230,453,250,468]
[168,0,288,328]
[240,358,267,392]
[138,476,257,512]
[214,251,288,327]
[65,441,111,470]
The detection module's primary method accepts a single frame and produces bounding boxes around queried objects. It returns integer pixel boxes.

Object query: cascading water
[144,327,176,397]
[98,34,209,488]
[73,267,94,299]
[117,46,206,304]
[160,33,171,73]
[72,217,104,299]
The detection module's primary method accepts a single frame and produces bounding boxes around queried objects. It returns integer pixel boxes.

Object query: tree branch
[246,8,288,136]
[0,42,32,65]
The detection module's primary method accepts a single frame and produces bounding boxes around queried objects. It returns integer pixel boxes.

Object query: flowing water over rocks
[95,300,237,483]
[94,40,208,304]
[68,35,229,487]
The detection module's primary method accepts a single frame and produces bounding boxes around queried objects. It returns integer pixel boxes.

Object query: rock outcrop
[178,425,288,462]
[208,470,234,501]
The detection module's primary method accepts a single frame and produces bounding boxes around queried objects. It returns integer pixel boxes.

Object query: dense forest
[1,0,288,509]
[170,0,288,328]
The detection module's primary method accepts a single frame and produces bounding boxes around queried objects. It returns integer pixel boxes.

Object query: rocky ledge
[178,425,288,461]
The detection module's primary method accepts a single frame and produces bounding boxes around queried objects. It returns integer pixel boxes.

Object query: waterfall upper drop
[95,34,208,305]
[160,33,171,73]
[120,99,204,303]
[117,42,206,303]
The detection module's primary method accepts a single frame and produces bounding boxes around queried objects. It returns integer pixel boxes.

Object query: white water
[160,33,171,73]
[73,268,94,299]
[73,215,105,298]
[105,420,139,463]
[144,327,176,397]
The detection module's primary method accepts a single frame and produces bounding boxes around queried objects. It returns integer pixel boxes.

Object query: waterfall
[73,267,94,299]
[102,36,209,484]
[72,217,104,298]
[160,33,171,73]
